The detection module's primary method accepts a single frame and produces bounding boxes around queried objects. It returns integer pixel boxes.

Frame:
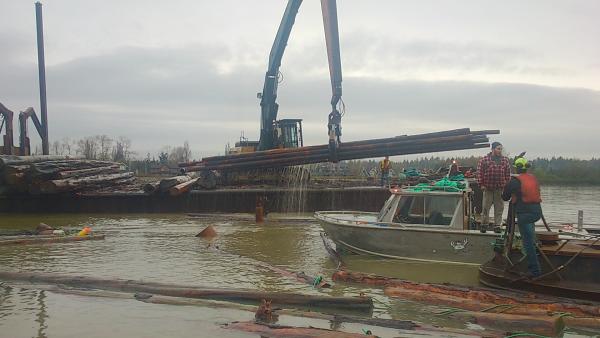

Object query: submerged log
[384,287,549,316]
[39,172,134,193]
[224,322,373,338]
[0,234,105,246]
[334,270,600,317]
[445,311,564,337]
[563,316,600,332]
[320,232,345,269]
[0,271,373,312]
[169,178,198,196]
[259,263,331,288]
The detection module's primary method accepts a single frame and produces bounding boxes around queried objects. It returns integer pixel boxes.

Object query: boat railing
[314,211,408,228]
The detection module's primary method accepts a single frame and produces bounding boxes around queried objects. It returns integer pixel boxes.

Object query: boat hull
[317,213,498,265]
[479,251,600,301]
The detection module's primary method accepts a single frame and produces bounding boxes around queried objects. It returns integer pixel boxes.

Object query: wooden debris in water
[224,321,374,338]
[0,234,105,246]
[442,310,564,337]
[320,232,344,269]
[15,283,502,336]
[0,271,373,312]
[333,270,600,317]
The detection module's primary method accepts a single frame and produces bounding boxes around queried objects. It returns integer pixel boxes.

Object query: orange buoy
[195,225,217,238]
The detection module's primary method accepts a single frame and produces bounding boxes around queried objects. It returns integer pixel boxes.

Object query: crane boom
[255,0,343,154]
[258,0,303,151]
[320,0,343,110]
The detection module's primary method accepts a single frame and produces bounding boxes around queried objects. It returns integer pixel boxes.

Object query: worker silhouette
[327,109,342,144]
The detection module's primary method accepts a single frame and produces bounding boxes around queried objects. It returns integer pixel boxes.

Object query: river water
[0,185,598,337]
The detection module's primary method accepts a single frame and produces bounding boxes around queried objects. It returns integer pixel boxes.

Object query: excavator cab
[273,119,303,149]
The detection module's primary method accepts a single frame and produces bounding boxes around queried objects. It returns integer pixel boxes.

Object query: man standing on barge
[477,142,511,230]
[502,157,543,277]
[380,156,391,188]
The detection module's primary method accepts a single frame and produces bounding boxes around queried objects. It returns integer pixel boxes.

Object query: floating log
[169,178,198,196]
[158,175,192,192]
[0,234,105,246]
[17,283,502,336]
[333,270,600,317]
[0,271,373,312]
[39,172,134,194]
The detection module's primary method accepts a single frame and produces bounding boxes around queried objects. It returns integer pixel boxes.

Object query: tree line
[36,135,193,166]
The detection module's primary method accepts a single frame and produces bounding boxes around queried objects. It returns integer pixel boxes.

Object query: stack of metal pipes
[181,128,499,172]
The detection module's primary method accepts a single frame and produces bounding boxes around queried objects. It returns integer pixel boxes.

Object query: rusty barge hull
[0,187,390,214]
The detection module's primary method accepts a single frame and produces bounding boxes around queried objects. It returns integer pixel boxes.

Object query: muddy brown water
[0,185,598,337]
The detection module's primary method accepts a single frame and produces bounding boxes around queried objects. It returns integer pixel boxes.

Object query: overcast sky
[2,0,599,159]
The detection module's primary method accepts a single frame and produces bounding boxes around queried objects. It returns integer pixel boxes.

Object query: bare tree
[112,136,133,163]
[168,141,192,164]
[61,137,73,155]
[183,141,192,163]
[168,146,186,164]
[77,136,99,159]
[97,135,113,161]
[52,140,61,155]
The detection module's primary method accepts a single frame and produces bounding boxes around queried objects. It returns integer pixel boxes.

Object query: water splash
[280,164,315,214]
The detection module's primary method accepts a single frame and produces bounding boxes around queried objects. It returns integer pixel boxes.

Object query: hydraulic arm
[321,0,343,113]
[258,0,303,151]
[256,0,343,156]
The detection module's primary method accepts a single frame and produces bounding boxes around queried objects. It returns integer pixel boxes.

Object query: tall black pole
[35,2,49,155]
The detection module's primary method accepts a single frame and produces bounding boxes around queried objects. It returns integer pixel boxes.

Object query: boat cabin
[377,186,471,230]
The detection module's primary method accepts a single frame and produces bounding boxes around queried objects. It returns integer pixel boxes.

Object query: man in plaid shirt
[477,142,511,229]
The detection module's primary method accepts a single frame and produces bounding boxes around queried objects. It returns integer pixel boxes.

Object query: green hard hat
[514,157,528,168]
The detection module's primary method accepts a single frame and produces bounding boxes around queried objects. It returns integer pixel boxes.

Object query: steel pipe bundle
[181,128,498,172]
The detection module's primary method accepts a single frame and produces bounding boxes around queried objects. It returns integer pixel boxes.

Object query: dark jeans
[517,212,542,276]
[380,172,390,187]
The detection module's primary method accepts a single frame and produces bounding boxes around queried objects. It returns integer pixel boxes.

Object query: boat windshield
[393,194,460,226]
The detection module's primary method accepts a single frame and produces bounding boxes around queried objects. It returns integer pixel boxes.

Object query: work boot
[524,270,542,280]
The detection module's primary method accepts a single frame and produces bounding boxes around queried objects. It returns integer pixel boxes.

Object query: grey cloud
[2,43,598,159]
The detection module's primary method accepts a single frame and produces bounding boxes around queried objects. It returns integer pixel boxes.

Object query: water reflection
[34,290,48,338]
